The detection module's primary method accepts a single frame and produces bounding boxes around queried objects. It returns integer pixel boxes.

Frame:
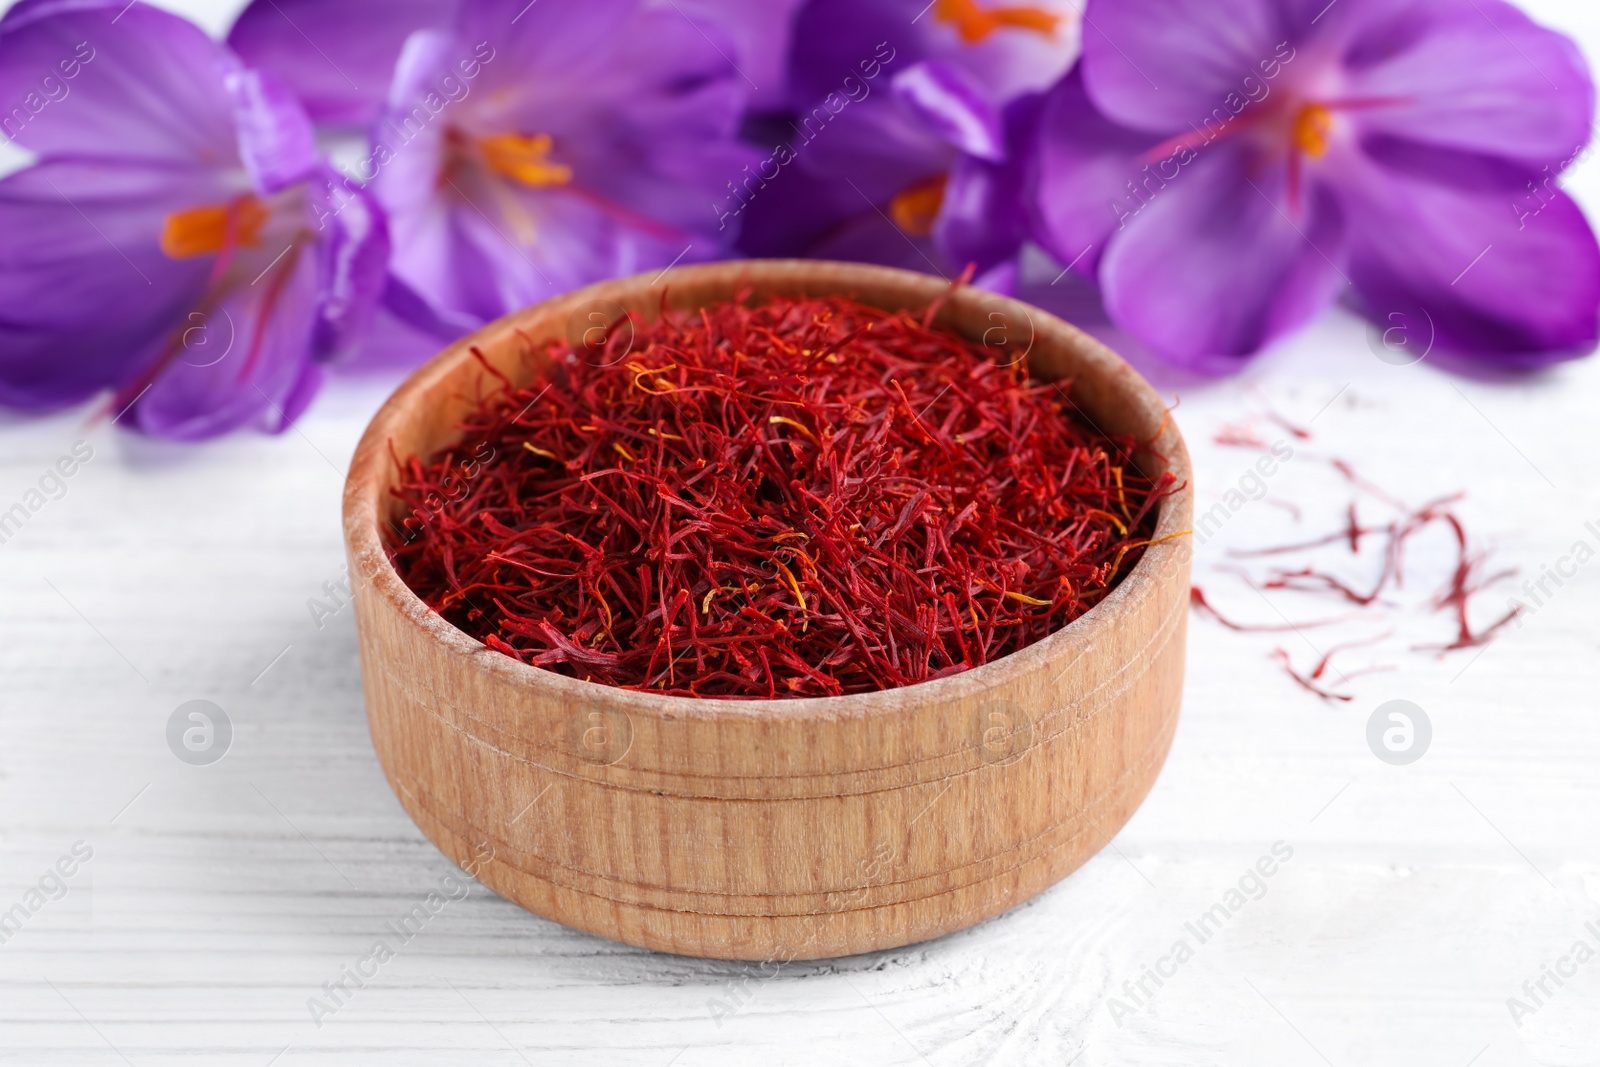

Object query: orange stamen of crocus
[935,0,1062,43]
[889,174,949,237]
[480,133,574,188]
[1291,103,1333,159]
[1286,104,1338,213]
[159,196,268,259]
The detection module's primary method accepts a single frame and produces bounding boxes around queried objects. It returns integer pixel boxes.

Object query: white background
[1,1,1598,1064]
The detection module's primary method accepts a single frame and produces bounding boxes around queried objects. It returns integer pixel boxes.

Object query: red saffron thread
[1213,404,1310,449]
[1213,420,1268,448]
[1265,410,1312,440]
[1309,630,1394,679]
[1415,512,1522,651]
[1199,457,1519,697]
[1188,586,1351,632]
[1263,497,1302,522]
[1272,648,1353,702]
[388,290,1181,698]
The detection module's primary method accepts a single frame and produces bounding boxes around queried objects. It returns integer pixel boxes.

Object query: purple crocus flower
[0,0,388,438]
[227,0,801,123]
[736,0,1077,280]
[241,0,758,334]
[229,0,460,126]
[681,0,810,113]
[791,0,1081,112]
[1031,0,1600,369]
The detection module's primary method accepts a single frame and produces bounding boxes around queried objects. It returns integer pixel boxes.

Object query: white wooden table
[2,2,1599,1063]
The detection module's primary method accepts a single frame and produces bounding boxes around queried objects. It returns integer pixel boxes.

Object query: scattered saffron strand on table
[1329,457,1409,511]
[1226,500,1392,559]
[1272,648,1354,702]
[1263,498,1302,522]
[1212,404,1310,448]
[1188,586,1353,632]
[387,290,1181,698]
[1196,454,1520,701]
[1309,630,1394,679]
[1273,644,1396,702]
[1416,511,1522,651]
[1213,421,1268,448]
[1265,410,1312,440]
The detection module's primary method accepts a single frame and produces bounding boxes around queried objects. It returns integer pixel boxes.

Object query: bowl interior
[373,261,1177,528]
[349,259,1192,710]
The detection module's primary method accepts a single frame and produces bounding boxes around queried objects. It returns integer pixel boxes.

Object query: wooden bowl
[342,260,1192,960]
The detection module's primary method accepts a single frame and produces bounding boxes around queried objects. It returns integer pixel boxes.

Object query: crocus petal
[306,170,390,361]
[380,26,458,120]
[677,0,808,112]
[1031,67,1165,276]
[368,30,486,322]
[350,299,455,369]
[388,152,705,328]
[892,60,1005,161]
[227,0,458,126]
[385,178,535,328]
[561,20,756,238]
[795,100,955,205]
[458,0,640,79]
[0,0,388,438]
[1079,0,1321,132]
[371,29,555,324]
[226,67,318,194]
[926,0,1081,103]
[788,0,1078,109]
[781,0,1074,277]
[0,1,238,165]
[787,0,924,106]
[936,93,1043,274]
[1099,148,1347,367]
[0,159,220,408]
[465,4,752,238]
[374,5,754,327]
[1353,133,1545,196]
[807,207,954,278]
[1341,154,1600,364]
[380,274,482,342]
[937,156,1019,274]
[728,141,958,274]
[1339,0,1593,177]
[732,161,865,259]
[134,244,320,440]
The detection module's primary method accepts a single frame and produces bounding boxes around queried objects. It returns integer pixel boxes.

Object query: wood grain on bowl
[341,260,1193,960]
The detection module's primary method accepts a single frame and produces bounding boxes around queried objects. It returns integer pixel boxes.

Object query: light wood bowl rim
[342,259,1193,724]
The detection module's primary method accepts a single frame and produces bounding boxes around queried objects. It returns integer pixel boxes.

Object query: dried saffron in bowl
[385,292,1179,698]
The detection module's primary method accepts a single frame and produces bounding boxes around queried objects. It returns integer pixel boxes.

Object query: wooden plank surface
[1,1,1598,1063]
